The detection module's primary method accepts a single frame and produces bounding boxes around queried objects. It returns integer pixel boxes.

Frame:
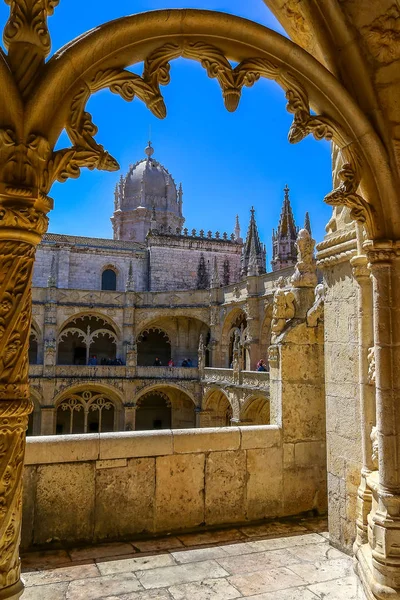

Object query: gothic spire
[241,207,266,277]
[279,185,297,239]
[235,214,241,241]
[271,185,299,272]
[304,211,312,236]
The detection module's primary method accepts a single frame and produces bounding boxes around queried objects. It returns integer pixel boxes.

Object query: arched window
[56,390,116,434]
[102,269,117,291]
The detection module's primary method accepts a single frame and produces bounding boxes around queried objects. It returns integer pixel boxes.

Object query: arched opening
[27,395,41,436]
[56,390,117,434]
[201,390,233,427]
[137,328,171,366]
[240,396,270,425]
[136,391,171,431]
[29,331,39,364]
[227,311,248,369]
[101,268,117,291]
[57,314,118,365]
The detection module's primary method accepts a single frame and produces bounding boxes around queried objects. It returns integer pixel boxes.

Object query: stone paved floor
[21,518,367,599]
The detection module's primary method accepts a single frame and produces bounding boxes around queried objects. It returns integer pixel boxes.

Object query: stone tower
[271,185,299,271]
[241,207,266,277]
[110,142,185,242]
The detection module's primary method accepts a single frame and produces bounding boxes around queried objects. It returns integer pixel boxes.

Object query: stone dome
[122,142,178,211]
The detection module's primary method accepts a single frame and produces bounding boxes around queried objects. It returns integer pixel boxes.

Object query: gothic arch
[54,384,123,434]
[54,382,124,410]
[58,311,121,338]
[134,382,197,407]
[240,394,270,425]
[26,9,397,238]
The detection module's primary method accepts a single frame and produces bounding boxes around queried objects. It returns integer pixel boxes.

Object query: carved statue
[271,277,295,335]
[232,329,241,374]
[291,228,317,288]
[306,284,325,327]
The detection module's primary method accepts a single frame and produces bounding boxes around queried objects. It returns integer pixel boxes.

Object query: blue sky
[0,1,332,267]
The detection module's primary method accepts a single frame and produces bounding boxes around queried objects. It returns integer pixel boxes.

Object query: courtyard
[21,518,366,600]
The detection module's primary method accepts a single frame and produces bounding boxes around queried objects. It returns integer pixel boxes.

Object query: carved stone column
[364,241,400,595]
[351,254,375,549]
[0,189,50,599]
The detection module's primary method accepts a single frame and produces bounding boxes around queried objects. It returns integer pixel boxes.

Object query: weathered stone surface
[205,450,246,524]
[34,463,95,544]
[246,447,283,520]
[95,458,155,539]
[155,454,205,531]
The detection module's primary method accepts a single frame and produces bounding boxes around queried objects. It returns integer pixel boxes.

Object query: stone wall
[322,257,362,552]
[148,236,242,291]
[33,240,147,291]
[22,425,326,550]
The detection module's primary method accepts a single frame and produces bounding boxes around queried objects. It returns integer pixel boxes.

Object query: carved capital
[364,240,400,266]
[350,255,370,281]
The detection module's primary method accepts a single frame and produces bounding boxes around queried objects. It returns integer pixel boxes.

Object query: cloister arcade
[2,2,400,597]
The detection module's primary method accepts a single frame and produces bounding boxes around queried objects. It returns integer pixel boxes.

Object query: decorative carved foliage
[0,397,31,590]
[0,242,36,401]
[324,163,376,234]
[368,347,376,385]
[3,0,59,53]
[363,5,400,63]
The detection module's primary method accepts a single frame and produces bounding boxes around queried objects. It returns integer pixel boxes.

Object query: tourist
[181,358,188,367]
[168,358,175,367]
[187,358,193,367]
[257,359,267,372]
[88,355,97,365]
[153,357,162,366]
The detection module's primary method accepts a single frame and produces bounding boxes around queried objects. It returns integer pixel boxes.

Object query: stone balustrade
[29,365,199,380]
[135,366,199,379]
[202,367,269,390]
[21,424,326,550]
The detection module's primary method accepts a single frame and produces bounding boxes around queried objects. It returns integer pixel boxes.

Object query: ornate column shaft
[351,254,375,548]
[365,241,400,593]
[0,188,50,599]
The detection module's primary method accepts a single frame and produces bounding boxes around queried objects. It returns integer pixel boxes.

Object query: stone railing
[202,368,269,390]
[23,426,279,548]
[22,424,327,550]
[136,366,199,379]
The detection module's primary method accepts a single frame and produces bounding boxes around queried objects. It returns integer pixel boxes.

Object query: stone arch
[240,394,270,425]
[201,387,234,427]
[29,319,41,365]
[54,384,123,435]
[221,307,248,368]
[134,383,196,430]
[57,312,120,365]
[137,315,210,367]
[58,311,121,338]
[134,382,197,407]
[28,9,397,239]
[28,388,42,436]
[137,327,172,366]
